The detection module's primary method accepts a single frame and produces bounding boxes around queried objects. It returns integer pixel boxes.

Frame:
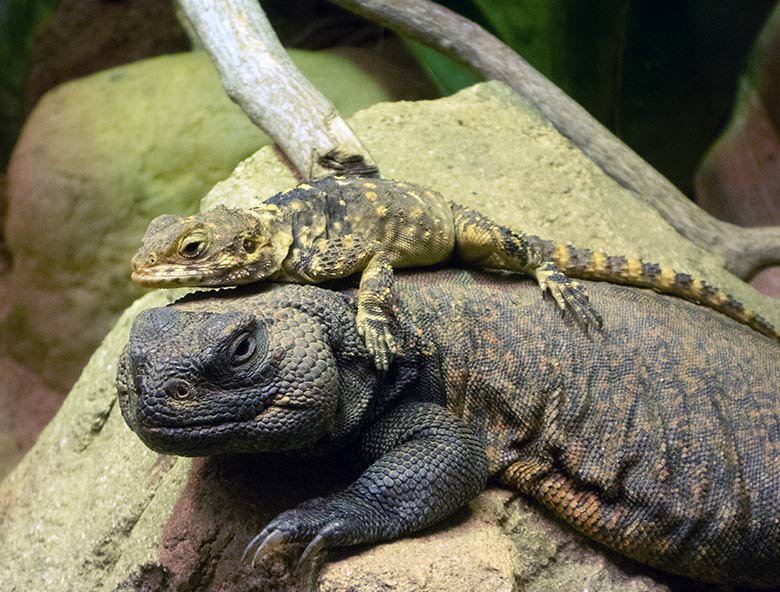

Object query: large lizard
[131,176,778,369]
[118,269,780,588]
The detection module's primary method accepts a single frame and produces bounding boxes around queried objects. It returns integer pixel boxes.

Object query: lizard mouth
[137,384,300,436]
[131,264,262,288]
[131,266,217,287]
[138,397,308,456]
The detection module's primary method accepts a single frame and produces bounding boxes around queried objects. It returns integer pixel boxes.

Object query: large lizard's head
[131,205,292,287]
[116,285,378,456]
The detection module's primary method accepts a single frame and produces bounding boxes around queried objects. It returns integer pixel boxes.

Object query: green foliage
[410,0,775,194]
[401,39,481,96]
[0,0,60,167]
[471,0,566,79]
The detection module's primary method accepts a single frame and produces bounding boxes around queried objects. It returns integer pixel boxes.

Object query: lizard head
[116,285,377,456]
[131,205,292,287]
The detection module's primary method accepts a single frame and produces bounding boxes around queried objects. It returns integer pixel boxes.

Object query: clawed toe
[542,276,603,332]
[243,511,346,572]
[559,284,603,331]
[243,528,287,567]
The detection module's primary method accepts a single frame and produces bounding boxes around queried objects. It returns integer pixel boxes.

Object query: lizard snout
[131,251,157,272]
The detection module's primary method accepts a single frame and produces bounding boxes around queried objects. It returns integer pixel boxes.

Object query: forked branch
[177,0,377,180]
[331,0,780,278]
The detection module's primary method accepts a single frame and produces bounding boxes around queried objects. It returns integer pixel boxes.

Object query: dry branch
[178,0,377,179]
[331,0,780,278]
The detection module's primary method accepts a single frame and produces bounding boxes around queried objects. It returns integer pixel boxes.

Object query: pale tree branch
[177,0,377,179]
[331,0,780,278]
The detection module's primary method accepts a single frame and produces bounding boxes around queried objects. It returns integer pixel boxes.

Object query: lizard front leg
[451,202,603,330]
[285,237,401,369]
[244,401,489,568]
[356,253,399,371]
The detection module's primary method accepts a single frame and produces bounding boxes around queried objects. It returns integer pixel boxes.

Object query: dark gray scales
[117,269,780,588]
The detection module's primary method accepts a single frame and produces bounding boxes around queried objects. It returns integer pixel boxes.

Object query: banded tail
[543,242,779,340]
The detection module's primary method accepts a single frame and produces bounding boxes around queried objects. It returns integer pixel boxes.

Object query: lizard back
[396,270,780,586]
[263,176,456,269]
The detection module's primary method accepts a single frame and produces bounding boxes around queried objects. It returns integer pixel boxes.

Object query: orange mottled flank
[401,270,780,585]
[502,465,667,560]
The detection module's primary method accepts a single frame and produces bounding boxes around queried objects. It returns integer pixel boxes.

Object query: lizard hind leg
[451,202,603,331]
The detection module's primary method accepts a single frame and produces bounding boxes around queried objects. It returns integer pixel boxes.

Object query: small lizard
[118,270,780,587]
[131,176,778,368]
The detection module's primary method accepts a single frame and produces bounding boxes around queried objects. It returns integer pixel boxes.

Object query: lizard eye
[242,239,257,254]
[179,231,208,258]
[229,332,257,365]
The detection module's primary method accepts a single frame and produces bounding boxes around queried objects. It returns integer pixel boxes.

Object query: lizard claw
[558,280,603,331]
[535,263,603,332]
[243,505,350,570]
[356,302,399,371]
[243,527,286,567]
[296,523,339,572]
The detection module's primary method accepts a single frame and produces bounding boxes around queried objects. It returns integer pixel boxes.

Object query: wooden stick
[331,0,780,278]
[178,0,377,180]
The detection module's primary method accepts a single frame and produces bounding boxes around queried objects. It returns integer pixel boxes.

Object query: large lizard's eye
[229,332,257,366]
[178,231,208,258]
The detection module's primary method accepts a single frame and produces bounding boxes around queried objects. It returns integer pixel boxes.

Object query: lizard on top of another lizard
[131,175,779,369]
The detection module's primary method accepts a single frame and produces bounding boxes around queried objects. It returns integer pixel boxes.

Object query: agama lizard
[131,176,778,369]
[117,270,780,588]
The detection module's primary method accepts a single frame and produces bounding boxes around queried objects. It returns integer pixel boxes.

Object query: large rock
[1,82,776,591]
[3,48,432,392]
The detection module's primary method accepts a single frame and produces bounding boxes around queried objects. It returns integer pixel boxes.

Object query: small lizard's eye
[243,239,257,254]
[179,231,208,258]
[229,332,257,365]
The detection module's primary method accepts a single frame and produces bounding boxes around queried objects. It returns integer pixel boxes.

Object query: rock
[0,82,774,591]
[26,0,189,108]
[0,269,62,479]
[3,48,434,391]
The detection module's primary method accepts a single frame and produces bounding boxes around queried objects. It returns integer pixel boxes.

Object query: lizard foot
[536,263,603,331]
[243,498,362,571]
[356,299,398,371]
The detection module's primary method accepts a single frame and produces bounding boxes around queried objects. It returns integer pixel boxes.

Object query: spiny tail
[544,242,779,341]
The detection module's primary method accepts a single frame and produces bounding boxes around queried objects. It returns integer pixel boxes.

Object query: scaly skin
[131,176,779,369]
[118,270,780,588]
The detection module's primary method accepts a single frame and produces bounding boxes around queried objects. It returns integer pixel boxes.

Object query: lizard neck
[249,206,295,280]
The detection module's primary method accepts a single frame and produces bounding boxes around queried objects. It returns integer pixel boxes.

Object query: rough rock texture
[3,48,433,392]
[0,271,61,479]
[1,82,777,591]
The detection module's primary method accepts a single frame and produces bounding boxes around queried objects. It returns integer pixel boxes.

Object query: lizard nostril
[132,252,156,272]
[164,379,192,400]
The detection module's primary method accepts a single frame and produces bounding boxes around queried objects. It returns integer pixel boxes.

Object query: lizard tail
[547,242,779,341]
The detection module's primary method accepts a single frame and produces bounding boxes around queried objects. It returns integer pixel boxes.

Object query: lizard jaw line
[139,388,292,434]
[131,267,224,287]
